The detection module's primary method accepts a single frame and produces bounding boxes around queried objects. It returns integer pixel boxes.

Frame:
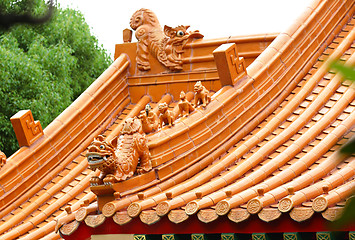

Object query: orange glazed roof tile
[0,0,355,239]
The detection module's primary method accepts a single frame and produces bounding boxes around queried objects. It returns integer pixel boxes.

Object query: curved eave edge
[59,206,354,237]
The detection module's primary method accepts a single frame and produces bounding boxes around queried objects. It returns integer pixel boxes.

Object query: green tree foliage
[329,60,355,229]
[0,0,112,156]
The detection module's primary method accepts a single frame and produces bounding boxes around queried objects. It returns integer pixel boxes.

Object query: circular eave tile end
[185,201,199,215]
[247,198,262,214]
[156,201,170,216]
[278,198,293,213]
[102,202,116,217]
[216,200,231,216]
[127,202,142,217]
[312,196,328,212]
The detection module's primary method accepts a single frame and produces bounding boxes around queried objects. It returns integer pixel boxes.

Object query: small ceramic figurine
[178,91,194,117]
[193,81,211,108]
[0,151,6,169]
[138,104,159,134]
[158,102,175,128]
[86,118,151,185]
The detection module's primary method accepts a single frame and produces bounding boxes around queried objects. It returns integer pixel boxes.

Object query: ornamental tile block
[134,235,147,240]
[162,234,176,240]
[191,233,205,240]
[10,109,43,147]
[316,232,332,240]
[349,232,355,240]
[221,233,236,240]
[252,233,269,240]
[284,232,301,240]
[213,43,246,86]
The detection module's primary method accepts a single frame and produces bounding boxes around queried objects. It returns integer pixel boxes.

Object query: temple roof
[0,0,354,239]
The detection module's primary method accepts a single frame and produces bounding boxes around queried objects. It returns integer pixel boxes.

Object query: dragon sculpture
[86,117,151,185]
[130,8,203,71]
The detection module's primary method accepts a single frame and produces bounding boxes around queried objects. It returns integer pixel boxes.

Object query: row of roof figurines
[86,81,211,186]
[140,81,210,132]
[0,81,210,180]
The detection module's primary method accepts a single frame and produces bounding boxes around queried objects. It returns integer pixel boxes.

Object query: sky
[56,0,313,59]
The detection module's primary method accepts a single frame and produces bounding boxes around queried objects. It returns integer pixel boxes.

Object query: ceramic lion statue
[158,102,175,128]
[193,81,211,108]
[130,8,203,71]
[178,91,194,117]
[86,118,151,185]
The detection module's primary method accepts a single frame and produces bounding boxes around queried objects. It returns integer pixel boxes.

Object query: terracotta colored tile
[184,152,199,176]
[171,134,195,157]
[222,103,244,124]
[2,172,23,193]
[166,82,188,101]
[206,113,228,134]
[214,127,231,146]
[128,86,147,103]
[154,74,173,84]
[195,142,216,163]
[148,132,170,157]
[170,157,187,173]
[33,146,57,167]
[157,165,173,180]
[189,121,212,144]
[112,87,130,106]
[163,121,189,140]
[147,84,168,103]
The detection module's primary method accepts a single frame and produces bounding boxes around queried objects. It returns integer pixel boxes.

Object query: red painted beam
[62,213,355,239]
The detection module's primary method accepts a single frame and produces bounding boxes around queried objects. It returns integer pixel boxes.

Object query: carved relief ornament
[197,209,218,223]
[113,211,132,225]
[140,210,160,225]
[59,221,79,236]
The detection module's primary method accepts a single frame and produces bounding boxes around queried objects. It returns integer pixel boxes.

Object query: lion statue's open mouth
[86,153,108,168]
